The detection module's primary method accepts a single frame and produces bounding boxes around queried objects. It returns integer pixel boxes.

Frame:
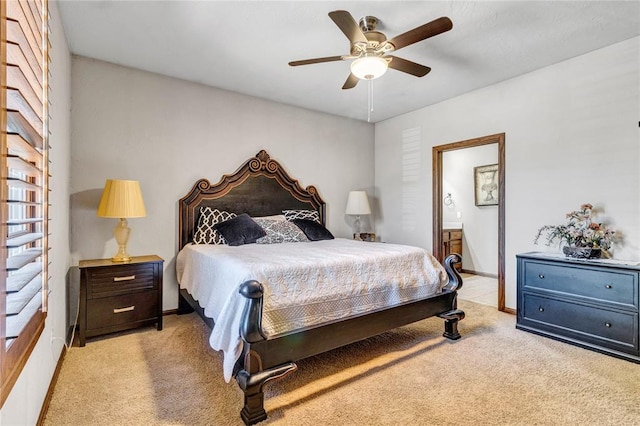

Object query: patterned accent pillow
[254,218,309,244]
[193,207,237,244]
[282,209,321,224]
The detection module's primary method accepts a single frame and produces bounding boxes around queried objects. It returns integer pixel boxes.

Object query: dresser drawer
[87,263,157,299]
[449,230,462,240]
[86,290,159,330]
[443,230,462,242]
[522,293,638,354]
[522,260,637,308]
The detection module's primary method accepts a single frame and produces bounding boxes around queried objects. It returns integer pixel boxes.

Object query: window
[1,0,50,406]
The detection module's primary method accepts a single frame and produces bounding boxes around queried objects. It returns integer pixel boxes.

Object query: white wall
[0,1,72,424]
[69,57,375,311]
[375,37,639,310]
[443,144,498,275]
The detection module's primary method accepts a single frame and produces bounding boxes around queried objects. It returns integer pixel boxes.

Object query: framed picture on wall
[474,164,499,206]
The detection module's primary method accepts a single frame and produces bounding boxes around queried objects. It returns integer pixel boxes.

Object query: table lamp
[345,190,371,240]
[97,179,146,262]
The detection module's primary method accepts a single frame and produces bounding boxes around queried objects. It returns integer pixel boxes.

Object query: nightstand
[78,255,164,346]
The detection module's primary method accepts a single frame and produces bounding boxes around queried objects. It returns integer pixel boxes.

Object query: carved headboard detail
[178,150,326,249]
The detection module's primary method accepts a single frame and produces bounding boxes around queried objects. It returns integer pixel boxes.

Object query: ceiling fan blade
[329,10,368,44]
[342,73,359,90]
[387,56,431,77]
[386,17,452,51]
[289,56,344,66]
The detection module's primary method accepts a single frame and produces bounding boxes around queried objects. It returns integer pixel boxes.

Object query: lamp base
[111,253,132,263]
[112,218,132,262]
[352,215,363,240]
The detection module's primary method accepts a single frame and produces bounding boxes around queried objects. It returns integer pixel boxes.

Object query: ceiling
[57,1,640,123]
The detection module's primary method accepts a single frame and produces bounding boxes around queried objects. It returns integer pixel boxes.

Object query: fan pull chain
[367,79,374,122]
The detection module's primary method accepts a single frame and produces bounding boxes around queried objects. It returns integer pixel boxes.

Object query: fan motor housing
[359,16,379,32]
[357,16,387,50]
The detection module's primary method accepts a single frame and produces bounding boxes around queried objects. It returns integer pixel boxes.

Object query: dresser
[78,255,164,346]
[516,252,639,363]
[443,228,463,271]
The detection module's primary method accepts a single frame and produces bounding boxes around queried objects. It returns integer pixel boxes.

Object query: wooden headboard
[178,150,326,250]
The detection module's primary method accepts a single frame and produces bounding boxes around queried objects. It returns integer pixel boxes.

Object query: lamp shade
[345,191,371,215]
[97,179,147,218]
[350,56,388,80]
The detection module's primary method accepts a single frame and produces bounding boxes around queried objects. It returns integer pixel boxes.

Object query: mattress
[176,238,448,381]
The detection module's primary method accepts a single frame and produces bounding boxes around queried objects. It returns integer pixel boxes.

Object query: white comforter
[176,238,448,381]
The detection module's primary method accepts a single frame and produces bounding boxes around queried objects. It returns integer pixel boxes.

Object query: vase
[562,246,602,259]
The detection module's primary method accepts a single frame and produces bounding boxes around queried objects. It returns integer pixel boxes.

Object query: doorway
[432,133,508,312]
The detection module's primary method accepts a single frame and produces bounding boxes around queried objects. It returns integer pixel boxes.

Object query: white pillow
[253,214,287,221]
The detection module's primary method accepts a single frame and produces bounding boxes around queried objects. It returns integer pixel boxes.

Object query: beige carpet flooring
[44,300,639,425]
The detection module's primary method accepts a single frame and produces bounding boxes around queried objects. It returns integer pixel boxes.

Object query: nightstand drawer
[87,263,157,299]
[523,260,637,308]
[86,290,159,330]
[522,293,638,354]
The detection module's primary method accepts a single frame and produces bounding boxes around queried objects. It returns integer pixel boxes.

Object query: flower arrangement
[534,203,615,251]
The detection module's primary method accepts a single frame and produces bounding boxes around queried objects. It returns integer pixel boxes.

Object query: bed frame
[178,150,465,425]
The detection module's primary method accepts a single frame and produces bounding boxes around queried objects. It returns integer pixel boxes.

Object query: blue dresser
[516,252,639,362]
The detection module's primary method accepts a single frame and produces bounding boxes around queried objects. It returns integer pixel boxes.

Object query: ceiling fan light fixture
[350,56,388,80]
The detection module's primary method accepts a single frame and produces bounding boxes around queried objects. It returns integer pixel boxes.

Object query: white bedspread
[176,238,448,382]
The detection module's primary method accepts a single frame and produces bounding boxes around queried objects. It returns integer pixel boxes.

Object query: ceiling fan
[289,10,453,90]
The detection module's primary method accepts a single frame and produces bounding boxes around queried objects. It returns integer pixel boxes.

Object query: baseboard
[36,347,66,426]
[460,269,498,279]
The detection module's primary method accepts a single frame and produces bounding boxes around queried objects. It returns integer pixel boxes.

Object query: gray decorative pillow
[282,209,321,224]
[193,207,236,244]
[254,218,309,244]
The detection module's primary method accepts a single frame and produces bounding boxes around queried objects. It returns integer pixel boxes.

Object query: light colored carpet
[44,300,639,425]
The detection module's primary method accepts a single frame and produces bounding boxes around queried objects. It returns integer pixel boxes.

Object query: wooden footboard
[235,253,464,425]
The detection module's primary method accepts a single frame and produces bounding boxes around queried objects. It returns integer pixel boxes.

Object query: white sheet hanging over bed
[176,238,448,381]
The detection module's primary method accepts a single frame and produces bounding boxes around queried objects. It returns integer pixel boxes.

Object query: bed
[176,150,464,425]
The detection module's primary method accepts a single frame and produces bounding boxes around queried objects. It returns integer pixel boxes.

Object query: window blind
[1,0,50,406]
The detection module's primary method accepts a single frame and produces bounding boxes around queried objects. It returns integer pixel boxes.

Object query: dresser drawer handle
[605,284,612,289]
[538,307,544,312]
[538,274,545,279]
[113,306,135,314]
[605,322,612,328]
[113,275,136,282]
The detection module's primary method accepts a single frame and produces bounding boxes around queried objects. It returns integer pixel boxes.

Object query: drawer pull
[538,274,545,279]
[113,275,136,282]
[605,284,612,289]
[538,307,545,312]
[605,322,612,328]
[113,306,135,314]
